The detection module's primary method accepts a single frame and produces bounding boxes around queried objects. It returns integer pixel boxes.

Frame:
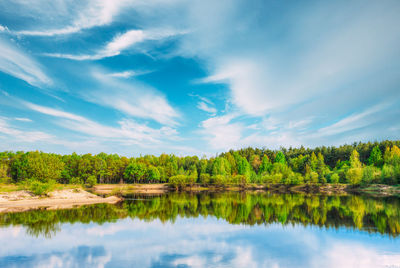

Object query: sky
[0,0,399,156]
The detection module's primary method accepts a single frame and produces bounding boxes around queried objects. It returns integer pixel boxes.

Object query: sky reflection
[1,216,400,268]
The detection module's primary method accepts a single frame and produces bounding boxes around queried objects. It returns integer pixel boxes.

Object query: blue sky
[0,0,399,156]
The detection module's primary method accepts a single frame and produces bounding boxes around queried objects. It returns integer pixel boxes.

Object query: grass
[0,183,23,193]
[0,182,83,195]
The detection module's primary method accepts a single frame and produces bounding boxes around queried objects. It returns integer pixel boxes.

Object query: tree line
[0,140,399,187]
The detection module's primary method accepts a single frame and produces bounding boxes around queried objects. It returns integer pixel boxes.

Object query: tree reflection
[1,192,399,238]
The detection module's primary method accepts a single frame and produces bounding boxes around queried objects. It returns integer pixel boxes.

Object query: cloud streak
[14,0,129,36]
[44,28,183,60]
[23,101,179,146]
[0,38,51,87]
[83,70,181,126]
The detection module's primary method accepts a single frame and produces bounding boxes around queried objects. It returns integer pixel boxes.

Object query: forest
[0,140,399,189]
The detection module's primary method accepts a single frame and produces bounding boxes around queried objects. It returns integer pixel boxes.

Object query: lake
[0,192,400,267]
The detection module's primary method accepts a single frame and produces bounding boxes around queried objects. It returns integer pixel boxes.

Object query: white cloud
[108,70,136,78]
[200,113,243,150]
[197,101,217,115]
[107,69,152,78]
[0,38,51,87]
[83,70,180,126]
[14,0,130,36]
[316,103,390,137]
[14,117,32,122]
[24,101,179,146]
[176,0,400,148]
[0,25,9,32]
[313,242,400,268]
[0,116,102,152]
[0,117,54,142]
[287,118,314,130]
[188,1,400,118]
[44,28,182,60]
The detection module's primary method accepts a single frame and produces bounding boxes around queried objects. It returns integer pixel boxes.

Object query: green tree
[309,152,318,171]
[349,150,362,168]
[124,162,146,183]
[368,146,383,167]
[237,156,251,179]
[274,151,286,165]
[330,173,340,184]
[85,175,97,187]
[258,155,272,175]
[13,151,64,183]
[147,166,161,183]
[212,157,231,176]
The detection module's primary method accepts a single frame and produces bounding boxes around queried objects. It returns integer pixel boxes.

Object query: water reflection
[0,192,399,267]
[1,192,400,238]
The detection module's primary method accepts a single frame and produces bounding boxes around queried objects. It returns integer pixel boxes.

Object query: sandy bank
[93,184,171,195]
[0,189,122,213]
[93,183,400,196]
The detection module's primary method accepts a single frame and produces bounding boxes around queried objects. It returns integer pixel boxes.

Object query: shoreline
[0,189,122,213]
[92,183,400,196]
[0,183,399,213]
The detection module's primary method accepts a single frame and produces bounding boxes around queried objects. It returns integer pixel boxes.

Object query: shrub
[199,174,210,186]
[211,175,227,187]
[319,176,327,184]
[27,180,55,196]
[346,168,363,185]
[261,174,273,184]
[305,171,319,184]
[187,175,196,187]
[362,166,381,184]
[233,175,249,187]
[271,173,283,183]
[85,175,97,188]
[382,164,396,185]
[70,177,83,185]
[169,175,187,189]
[330,173,340,184]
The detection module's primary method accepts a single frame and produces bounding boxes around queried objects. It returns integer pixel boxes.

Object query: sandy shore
[93,184,171,195]
[93,183,400,196]
[0,189,122,213]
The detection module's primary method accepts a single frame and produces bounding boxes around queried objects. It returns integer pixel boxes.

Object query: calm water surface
[0,192,400,268]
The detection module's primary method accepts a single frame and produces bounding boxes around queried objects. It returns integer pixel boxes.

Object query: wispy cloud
[0,117,53,143]
[14,118,32,122]
[108,69,152,78]
[14,0,129,36]
[83,70,181,126]
[44,28,183,60]
[316,103,390,137]
[108,71,136,78]
[0,38,51,87]
[197,102,217,115]
[24,101,179,146]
